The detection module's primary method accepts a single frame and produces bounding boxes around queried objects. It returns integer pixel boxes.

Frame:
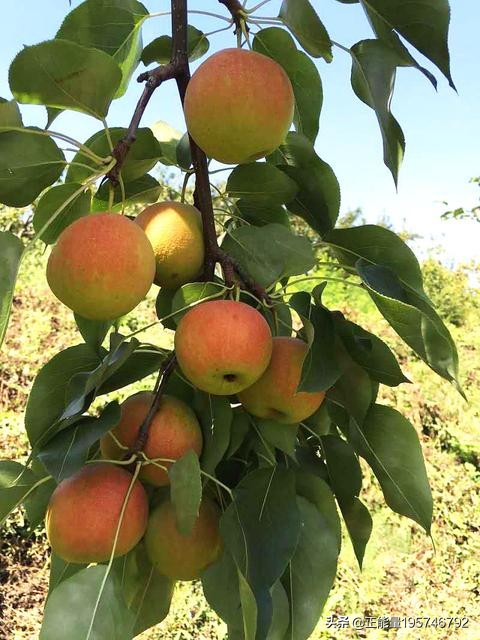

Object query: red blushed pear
[47,212,156,320]
[145,498,222,580]
[238,336,325,424]
[45,463,148,564]
[100,392,203,486]
[174,300,273,395]
[135,201,204,289]
[184,48,294,164]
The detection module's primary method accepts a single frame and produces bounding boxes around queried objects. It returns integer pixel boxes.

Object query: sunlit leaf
[222,223,315,289]
[57,0,148,97]
[227,162,299,205]
[275,132,340,236]
[33,183,91,244]
[349,40,406,184]
[66,127,160,183]
[0,97,23,127]
[0,128,65,207]
[142,25,209,65]
[279,0,332,62]
[345,404,433,532]
[25,344,101,447]
[0,231,23,348]
[9,40,122,118]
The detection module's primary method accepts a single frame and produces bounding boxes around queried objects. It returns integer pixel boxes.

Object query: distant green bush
[422,257,479,326]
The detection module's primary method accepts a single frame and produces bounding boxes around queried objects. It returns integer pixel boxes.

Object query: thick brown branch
[129,353,177,454]
[218,0,245,31]
[106,63,178,186]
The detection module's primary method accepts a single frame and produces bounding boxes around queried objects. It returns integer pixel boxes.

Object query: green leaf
[60,337,139,420]
[0,460,38,524]
[23,465,56,530]
[321,435,362,502]
[304,402,332,437]
[37,402,121,481]
[253,28,322,142]
[363,7,437,87]
[283,497,339,639]
[289,292,343,392]
[238,568,258,640]
[295,473,342,552]
[151,120,183,166]
[25,344,101,447]
[357,260,461,389]
[345,404,433,532]
[176,132,192,170]
[48,554,87,596]
[46,107,62,129]
[92,174,162,212]
[256,419,299,458]
[74,314,113,354]
[326,224,461,389]
[222,223,315,289]
[327,224,424,292]
[339,497,372,569]
[40,565,134,640]
[155,287,177,331]
[168,450,202,536]
[202,552,245,638]
[227,163,299,205]
[349,39,406,184]
[33,183,91,244]
[194,392,233,475]
[0,128,65,207]
[171,282,226,324]
[142,25,209,64]
[221,467,301,639]
[203,554,289,640]
[96,344,165,394]
[327,347,374,425]
[67,127,160,183]
[334,314,408,386]
[0,97,23,127]
[236,200,290,228]
[114,543,174,635]
[268,582,290,640]
[57,0,148,97]
[361,0,454,88]
[9,40,122,118]
[275,132,340,236]
[279,0,332,62]
[0,231,23,349]
[227,409,251,458]
[263,302,292,338]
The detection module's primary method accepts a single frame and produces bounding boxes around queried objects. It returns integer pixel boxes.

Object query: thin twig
[129,353,177,454]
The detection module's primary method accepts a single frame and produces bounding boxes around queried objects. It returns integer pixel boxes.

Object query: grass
[1,250,479,639]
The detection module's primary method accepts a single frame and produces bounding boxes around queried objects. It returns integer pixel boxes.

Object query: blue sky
[1,0,478,263]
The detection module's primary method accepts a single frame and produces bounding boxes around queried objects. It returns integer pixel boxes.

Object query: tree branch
[218,0,245,32]
[109,0,271,455]
[107,0,270,292]
[129,353,177,454]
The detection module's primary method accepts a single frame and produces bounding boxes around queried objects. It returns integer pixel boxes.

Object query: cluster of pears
[44,48,320,581]
[46,301,325,578]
